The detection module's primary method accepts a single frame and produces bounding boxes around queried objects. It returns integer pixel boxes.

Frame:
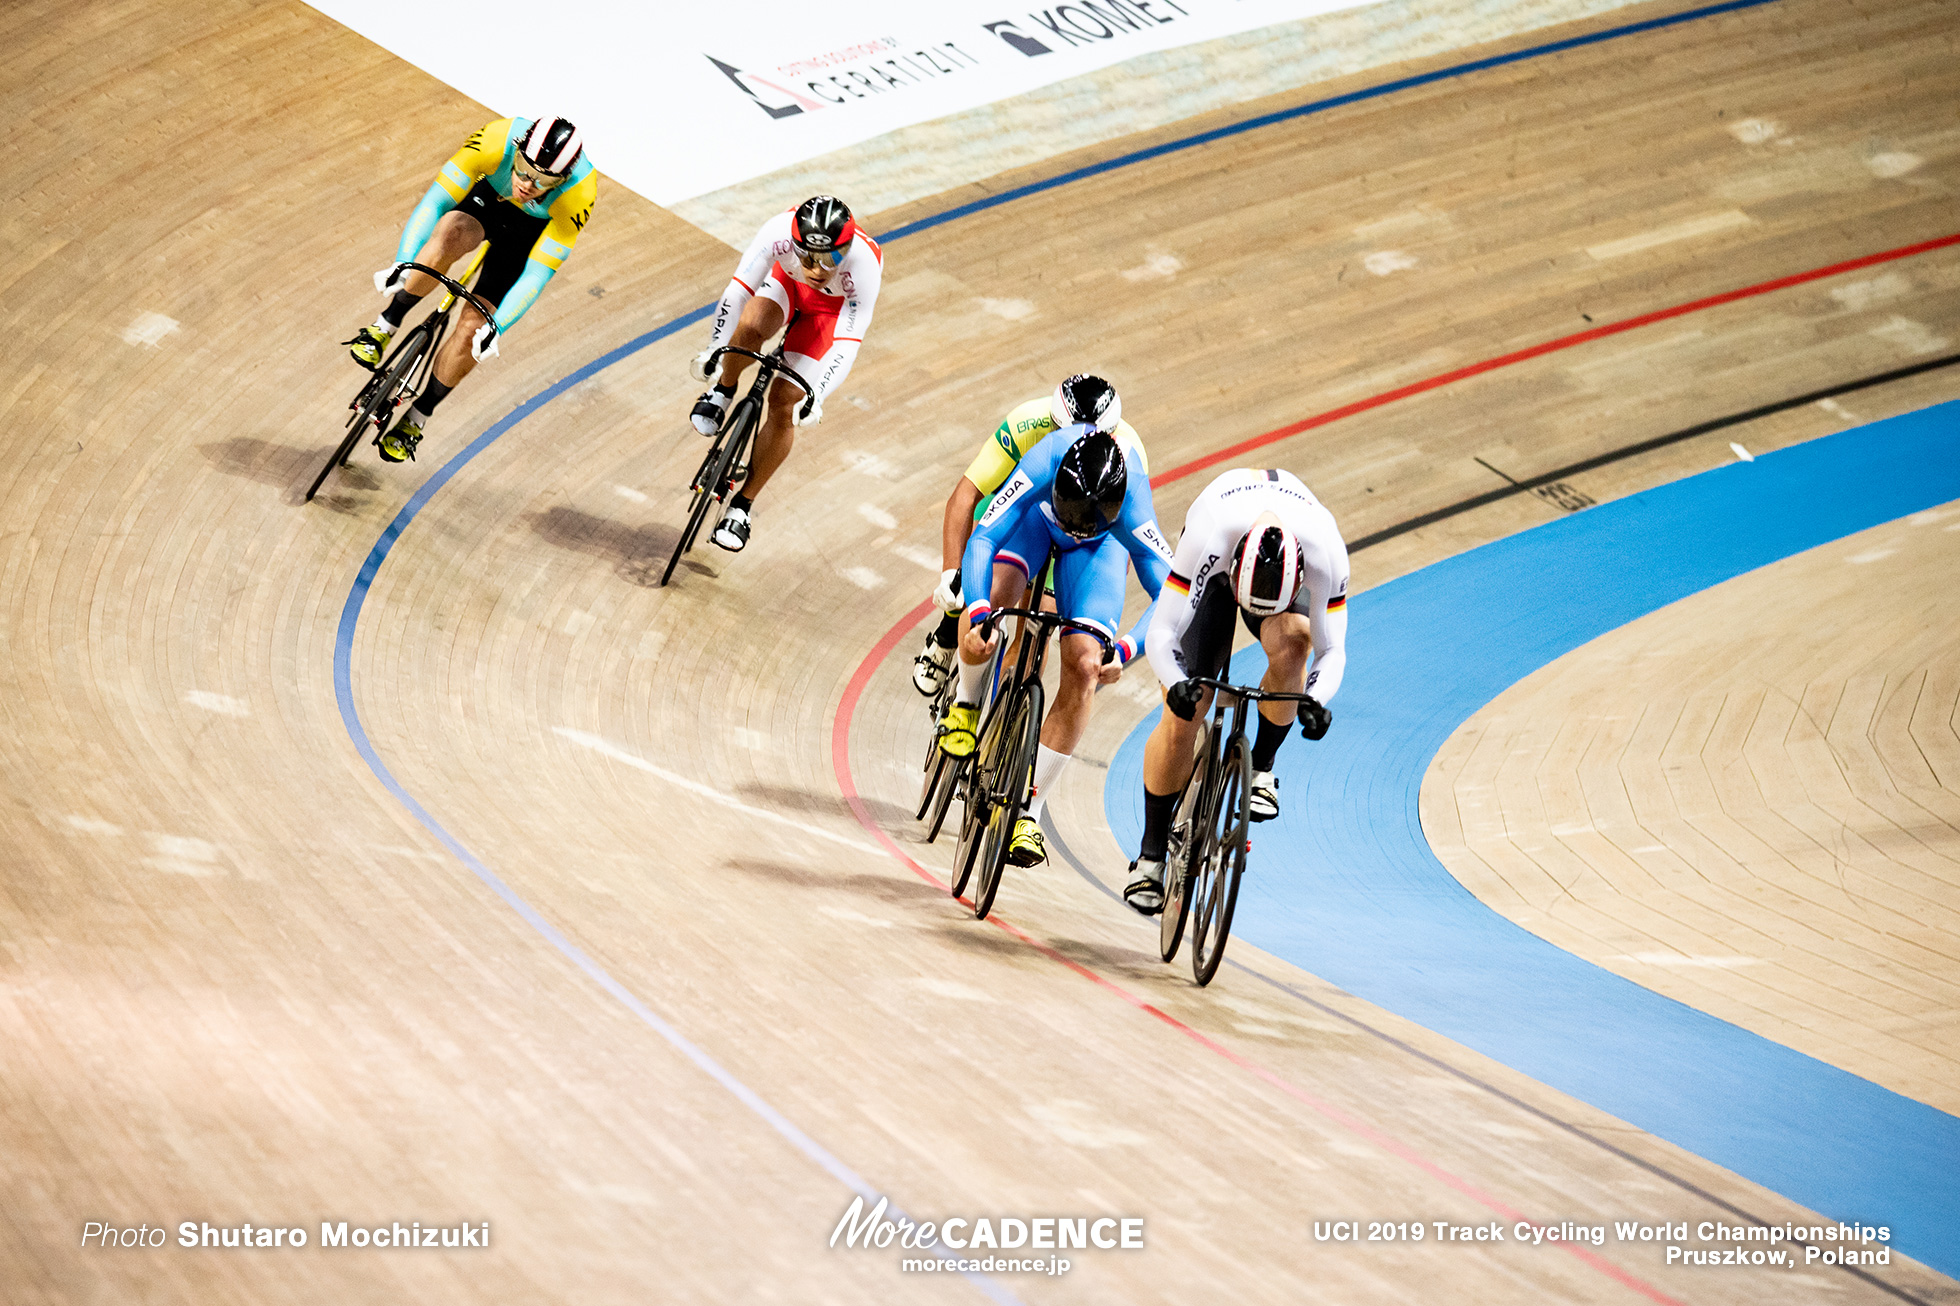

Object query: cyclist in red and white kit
[687,195,883,552]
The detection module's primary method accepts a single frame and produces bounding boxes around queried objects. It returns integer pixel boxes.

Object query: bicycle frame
[1160,675,1316,985]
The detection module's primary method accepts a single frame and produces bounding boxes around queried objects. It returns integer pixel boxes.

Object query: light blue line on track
[1105,402,1960,1277]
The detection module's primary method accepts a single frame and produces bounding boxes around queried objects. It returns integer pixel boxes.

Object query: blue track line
[1105,403,1960,1277]
[880,0,1781,242]
[329,0,1786,1293]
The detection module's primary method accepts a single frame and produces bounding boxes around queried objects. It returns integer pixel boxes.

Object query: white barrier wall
[306,0,1375,205]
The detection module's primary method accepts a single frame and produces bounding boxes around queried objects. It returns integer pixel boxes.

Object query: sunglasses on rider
[511,157,566,190]
[795,242,850,268]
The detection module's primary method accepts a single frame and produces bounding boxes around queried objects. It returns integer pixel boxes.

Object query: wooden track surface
[1423,506,1960,1113]
[3,0,1957,1300]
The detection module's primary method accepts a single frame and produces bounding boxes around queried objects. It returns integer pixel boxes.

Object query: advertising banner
[308,0,1374,206]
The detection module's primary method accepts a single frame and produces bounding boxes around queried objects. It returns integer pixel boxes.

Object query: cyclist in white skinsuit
[1126,466,1349,914]
[686,195,883,553]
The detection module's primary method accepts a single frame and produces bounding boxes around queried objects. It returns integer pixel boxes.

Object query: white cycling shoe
[1124,858,1166,915]
[1249,770,1279,822]
[913,635,954,697]
[712,504,751,552]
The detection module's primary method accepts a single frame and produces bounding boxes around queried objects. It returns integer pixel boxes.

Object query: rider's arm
[941,476,983,572]
[1111,484,1175,662]
[708,212,793,349]
[797,243,882,404]
[959,464,1038,624]
[489,167,598,333]
[1145,501,1224,688]
[1300,541,1352,705]
[392,118,509,265]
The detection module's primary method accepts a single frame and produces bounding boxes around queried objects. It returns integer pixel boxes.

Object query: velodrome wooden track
[4,0,1956,1301]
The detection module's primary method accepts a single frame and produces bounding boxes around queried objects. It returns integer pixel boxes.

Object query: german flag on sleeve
[1326,592,1346,611]
[1164,572,1191,597]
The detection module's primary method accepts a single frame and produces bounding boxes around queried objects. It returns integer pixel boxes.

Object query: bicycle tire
[307,326,430,501]
[915,743,951,820]
[661,403,746,585]
[972,679,1041,921]
[924,753,963,843]
[1159,721,1212,963]
[1190,733,1252,986]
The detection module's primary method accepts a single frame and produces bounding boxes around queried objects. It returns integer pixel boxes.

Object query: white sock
[1025,744,1070,821]
[956,652,989,705]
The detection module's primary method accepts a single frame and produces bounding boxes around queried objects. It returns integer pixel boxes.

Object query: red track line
[830,231,1960,1302]
[1152,229,1960,487]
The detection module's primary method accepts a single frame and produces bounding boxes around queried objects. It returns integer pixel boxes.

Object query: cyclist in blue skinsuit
[936,425,1173,867]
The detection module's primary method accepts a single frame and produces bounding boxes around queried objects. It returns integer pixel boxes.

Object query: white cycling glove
[933,569,961,613]
[374,263,409,295]
[689,349,717,382]
[470,322,500,362]
[795,400,823,428]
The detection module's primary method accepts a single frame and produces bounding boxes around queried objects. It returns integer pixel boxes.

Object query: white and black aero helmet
[1230,512,1306,616]
[518,115,583,178]
[1051,374,1121,434]
[1051,429,1129,539]
[793,195,857,262]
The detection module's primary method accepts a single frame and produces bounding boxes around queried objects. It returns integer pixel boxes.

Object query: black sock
[1140,788,1177,862]
[729,491,753,513]
[932,612,959,649]
[1253,711,1290,772]
[417,377,454,415]
[381,290,424,328]
[712,381,736,397]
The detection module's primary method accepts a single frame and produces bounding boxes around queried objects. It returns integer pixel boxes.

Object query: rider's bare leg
[954,563,1028,703]
[1252,612,1314,770]
[715,297,783,389]
[735,376,802,500]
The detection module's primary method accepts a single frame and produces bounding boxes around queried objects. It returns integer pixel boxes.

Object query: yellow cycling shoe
[1006,816,1046,867]
[347,324,390,370]
[377,415,423,464]
[937,701,978,758]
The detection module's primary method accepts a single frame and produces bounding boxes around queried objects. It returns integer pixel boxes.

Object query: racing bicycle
[660,343,814,586]
[309,257,494,502]
[1158,676,1315,985]
[950,577,1114,920]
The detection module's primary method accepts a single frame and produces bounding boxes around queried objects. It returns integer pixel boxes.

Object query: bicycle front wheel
[972,680,1040,921]
[662,401,749,586]
[1159,722,1213,963]
[308,324,430,501]
[1189,733,1251,986]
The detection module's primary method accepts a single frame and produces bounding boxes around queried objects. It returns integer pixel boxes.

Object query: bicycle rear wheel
[972,680,1040,921]
[923,754,962,843]
[308,324,430,501]
[662,401,750,585]
[1189,733,1251,986]
[1159,722,1212,963]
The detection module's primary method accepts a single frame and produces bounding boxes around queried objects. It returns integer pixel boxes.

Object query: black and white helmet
[1051,374,1121,434]
[1230,512,1306,617]
[518,115,583,179]
[1051,428,1129,540]
[793,195,857,261]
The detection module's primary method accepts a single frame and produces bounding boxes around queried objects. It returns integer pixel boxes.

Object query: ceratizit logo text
[983,0,1190,57]
[708,37,983,121]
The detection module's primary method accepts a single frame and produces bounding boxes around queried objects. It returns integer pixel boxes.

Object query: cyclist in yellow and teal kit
[346,115,596,462]
[912,375,1147,695]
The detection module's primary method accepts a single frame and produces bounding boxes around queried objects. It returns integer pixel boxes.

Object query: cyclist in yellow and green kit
[346,115,596,463]
[912,375,1148,695]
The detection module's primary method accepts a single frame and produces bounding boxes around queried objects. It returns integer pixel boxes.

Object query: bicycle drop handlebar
[978,606,1117,656]
[398,262,501,336]
[702,345,818,417]
[1179,675,1317,706]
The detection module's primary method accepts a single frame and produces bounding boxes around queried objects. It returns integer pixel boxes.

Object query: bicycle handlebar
[400,263,500,334]
[703,345,818,414]
[979,606,1116,654]
[1180,675,1317,705]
